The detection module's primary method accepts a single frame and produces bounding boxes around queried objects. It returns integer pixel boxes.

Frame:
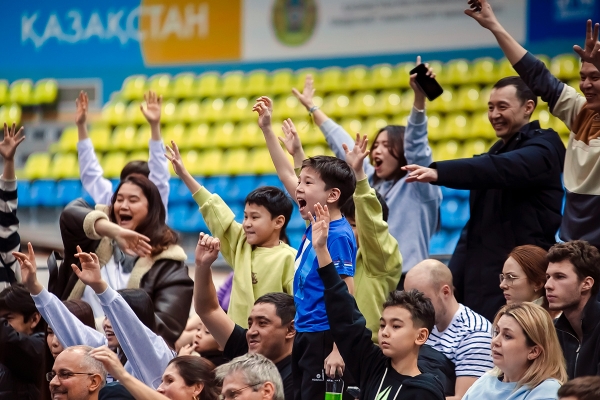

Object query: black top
[225,324,293,400]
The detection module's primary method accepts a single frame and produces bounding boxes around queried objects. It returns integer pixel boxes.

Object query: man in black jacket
[403,77,566,321]
[0,283,47,400]
[546,240,600,378]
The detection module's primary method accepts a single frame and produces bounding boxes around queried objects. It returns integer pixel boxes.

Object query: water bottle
[325,376,344,400]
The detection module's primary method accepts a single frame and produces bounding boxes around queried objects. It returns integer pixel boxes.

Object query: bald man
[404,260,493,400]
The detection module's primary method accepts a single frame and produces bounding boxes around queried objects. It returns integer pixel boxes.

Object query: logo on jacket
[375,386,392,400]
[311,369,325,382]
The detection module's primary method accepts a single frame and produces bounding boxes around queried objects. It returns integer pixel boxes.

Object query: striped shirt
[426,304,494,377]
[0,176,20,290]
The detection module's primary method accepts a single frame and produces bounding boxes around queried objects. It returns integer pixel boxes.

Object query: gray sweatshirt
[319,108,442,271]
[32,287,175,388]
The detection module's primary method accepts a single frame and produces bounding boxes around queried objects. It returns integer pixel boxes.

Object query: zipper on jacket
[557,328,581,376]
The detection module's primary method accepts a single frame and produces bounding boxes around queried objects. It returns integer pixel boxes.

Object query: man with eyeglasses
[215,353,283,400]
[49,345,107,400]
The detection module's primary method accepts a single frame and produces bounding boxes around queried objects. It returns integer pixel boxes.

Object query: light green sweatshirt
[193,187,296,327]
[353,178,403,343]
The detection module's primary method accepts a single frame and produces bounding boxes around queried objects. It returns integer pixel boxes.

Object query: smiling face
[580,61,600,112]
[501,257,542,305]
[47,326,64,359]
[102,317,119,349]
[113,182,149,230]
[295,167,331,220]
[246,302,292,363]
[49,349,102,400]
[545,260,591,312]
[491,315,539,380]
[378,306,426,361]
[156,364,201,400]
[488,85,534,141]
[242,203,282,247]
[193,320,220,353]
[371,130,401,180]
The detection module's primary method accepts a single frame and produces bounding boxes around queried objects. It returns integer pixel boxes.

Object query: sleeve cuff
[0,176,17,191]
[317,262,342,289]
[354,178,372,197]
[319,118,337,133]
[31,287,53,307]
[97,286,119,306]
[192,186,212,208]
[83,210,109,240]
[409,107,426,125]
[77,138,93,150]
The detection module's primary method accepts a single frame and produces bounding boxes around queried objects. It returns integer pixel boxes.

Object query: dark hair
[301,156,356,207]
[168,356,219,400]
[254,292,295,326]
[493,76,538,108]
[245,187,294,241]
[118,289,157,333]
[110,174,178,257]
[558,376,600,400]
[340,189,389,222]
[370,125,408,185]
[120,160,150,181]
[383,289,435,336]
[0,283,46,333]
[547,240,600,295]
[63,299,96,330]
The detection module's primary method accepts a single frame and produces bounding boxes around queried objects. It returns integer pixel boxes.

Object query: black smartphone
[409,63,444,101]
[346,386,360,399]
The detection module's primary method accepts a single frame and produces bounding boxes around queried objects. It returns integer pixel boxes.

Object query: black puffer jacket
[50,199,193,348]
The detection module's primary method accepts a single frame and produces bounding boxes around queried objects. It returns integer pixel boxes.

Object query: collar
[490,120,541,154]
[555,297,600,337]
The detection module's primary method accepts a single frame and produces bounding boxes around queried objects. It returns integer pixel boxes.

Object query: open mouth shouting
[297,197,307,214]
[118,213,133,227]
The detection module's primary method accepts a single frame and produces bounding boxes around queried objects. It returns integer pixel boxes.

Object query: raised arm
[253,97,299,197]
[280,118,307,169]
[141,91,170,213]
[75,91,113,205]
[193,233,236,350]
[574,20,600,72]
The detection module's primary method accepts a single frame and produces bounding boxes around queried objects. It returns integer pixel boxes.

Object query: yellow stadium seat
[162,124,186,148]
[363,117,388,141]
[9,79,33,105]
[126,151,149,163]
[102,100,127,125]
[222,71,245,98]
[0,81,8,104]
[121,75,146,101]
[462,139,489,158]
[429,88,455,113]
[222,148,249,175]
[248,148,276,174]
[125,101,146,125]
[24,152,51,180]
[321,93,351,118]
[32,79,58,105]
[244,70,269,97]
[561,134,569,148]
[346,65,370,91]
[471,112,495,139]
[213,122,237,148]
[176,99,203,124]
[200,98,225,123]
[470,58,497,84]
[186,123,214,150]
[111,125,137,151]
[551,54,580,80]
[55,125,78,153]
[436,140,461,161]
[341,118,364,137]
[536,54,551,69]
[270,69,294,96]
[0,104,22,125]
[456,85,487,112]
[304,145,330,158]
[298,125,325,146]
[351,91,380,117]
[394,62,414,89]
[173,150,200,176]
[294,68,320,91]
[443,113,471,140]
[496,58,516,80]
[272,95,306,120]
[134,125,151,150]
[102,152,127,178]
[89,124,112,152]
[444,59,470,85]
[170,73,195,99]
[224,97,253,122]
[146,74,171,97]
[195,72,221,98]
[161,99,178,124]
[238,121,264,148]
[369,64,397,90]
[199,149,224,176]
[426,113,445,142]
[551,115,570,135]
[377,90,403,115]
[531,108,552,129]
[50,153,78,180]
[320,67,344,93]
[391,114,409,127]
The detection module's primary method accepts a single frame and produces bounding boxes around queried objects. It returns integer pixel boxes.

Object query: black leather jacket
[51,199,193,348]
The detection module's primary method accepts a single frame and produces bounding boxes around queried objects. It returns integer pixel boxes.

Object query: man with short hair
[545,240,600,378]
[404,259,493,400]
[193,233,294,399]
[558,376,600,400]
[49,345,106,400]
[216,353,284,400]
[403,76,565,321]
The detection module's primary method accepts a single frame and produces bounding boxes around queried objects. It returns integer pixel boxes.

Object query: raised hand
[402,164,439,183]
[70,246,107,293]
[114,229,152,258]
[165,141,188,177]
[343,133,369,180]
[140,90,162,126]
[12,242,43,295]
[0,123,25,162]
[574,20,600,71]
[464,0,500,30]
[308,203,330,250]
[252,96,273,129]
[90,346,129,381]
[279,118,303,157]
[75,91,88,126]
[409,56,437,109]
[292,74,316,110]
[195,232,220,268]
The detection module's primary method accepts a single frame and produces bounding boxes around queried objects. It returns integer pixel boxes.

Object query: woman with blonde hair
[463,302,566,399]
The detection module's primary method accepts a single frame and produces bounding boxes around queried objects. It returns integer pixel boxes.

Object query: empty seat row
[0,79,58,106]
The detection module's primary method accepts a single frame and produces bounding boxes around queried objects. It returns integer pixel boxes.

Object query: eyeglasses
[46,371,95,382]
[219,382,262,400]
[499,273,520,286]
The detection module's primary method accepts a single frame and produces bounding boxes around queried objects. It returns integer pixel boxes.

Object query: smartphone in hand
[409,63,444,101]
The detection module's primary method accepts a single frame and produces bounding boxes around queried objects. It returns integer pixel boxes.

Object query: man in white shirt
[404,259,493,400]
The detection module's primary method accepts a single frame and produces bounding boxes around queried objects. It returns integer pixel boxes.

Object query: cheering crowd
[3,1,600,399]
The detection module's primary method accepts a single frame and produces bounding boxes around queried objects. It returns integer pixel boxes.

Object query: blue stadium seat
[188,208,209,233]
[16,180,32,208]
[56,180,83,206]
[30,180,61,207]
[441,187,470,200]
[225,175,256,202]
[429,231,447,255]
[255,174,284,190]
[168,204,189,232]
[230,203,244,224]
[287,207,307,232]
[444,228,462,253]
[168,178,182,204]
[287,228,305,250]
[441,199,469,229]
[208,176,232,200]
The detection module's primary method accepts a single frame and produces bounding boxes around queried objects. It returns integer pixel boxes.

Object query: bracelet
[308,105,319,115]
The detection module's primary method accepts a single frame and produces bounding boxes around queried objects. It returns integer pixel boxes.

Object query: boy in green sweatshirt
[165,142,296,327]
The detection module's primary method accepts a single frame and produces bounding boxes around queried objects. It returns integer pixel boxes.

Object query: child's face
[296,167,331,220]
[193,321,220,353]
[243,203,280,246]
[378,306,427,360]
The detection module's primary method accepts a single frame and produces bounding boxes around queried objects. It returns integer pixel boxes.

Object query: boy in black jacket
[310,203,444,400]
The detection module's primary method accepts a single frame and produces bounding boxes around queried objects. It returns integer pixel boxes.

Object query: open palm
[292,74,316,109]
[75,91,88,126]
[252,96,273,129]
[574,20,600,68]
[280,118,303,156]
[165,141,187,177]
[309,203,330,250]
[343,133,369,175]
[141,90,162,125]
[0,123,25,161]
